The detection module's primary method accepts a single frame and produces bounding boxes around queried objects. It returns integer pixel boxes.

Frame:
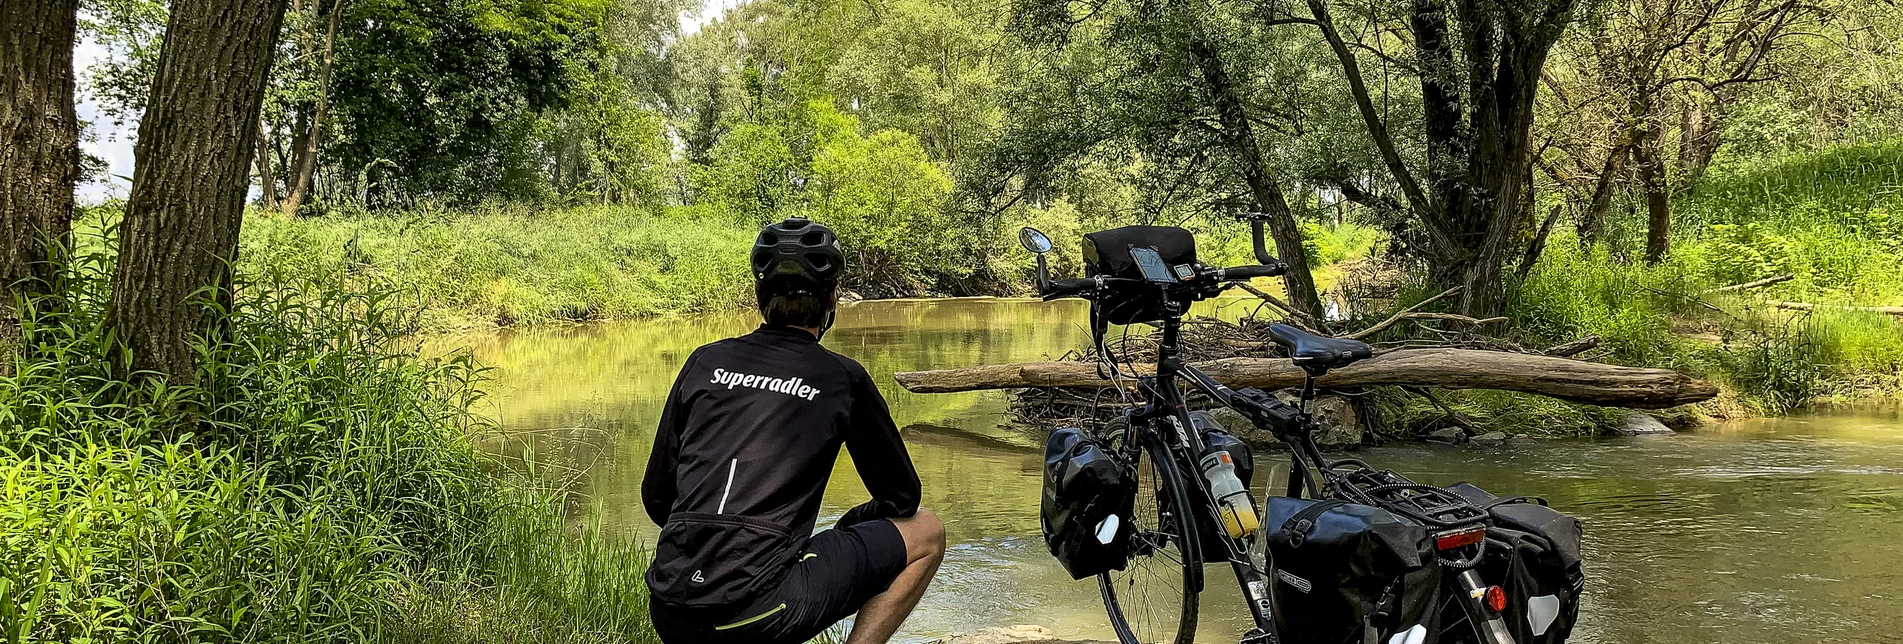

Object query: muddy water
[452,299,1903,643]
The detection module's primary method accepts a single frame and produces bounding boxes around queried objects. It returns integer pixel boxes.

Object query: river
[451,298,1903,643]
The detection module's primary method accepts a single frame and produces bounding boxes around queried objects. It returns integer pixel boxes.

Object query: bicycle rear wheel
[1098,419,1201,644]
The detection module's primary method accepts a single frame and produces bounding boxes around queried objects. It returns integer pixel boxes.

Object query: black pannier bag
[1082,226,1199,324]
[1445,482,1585,644]
[1041,427,1138,579]
[1265,496,1441,644]
[1189,410,1255,554]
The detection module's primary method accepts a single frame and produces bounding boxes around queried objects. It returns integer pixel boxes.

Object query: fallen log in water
[894,348,1718,409]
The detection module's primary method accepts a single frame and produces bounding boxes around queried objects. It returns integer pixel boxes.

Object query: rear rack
[1321,460,1489,530]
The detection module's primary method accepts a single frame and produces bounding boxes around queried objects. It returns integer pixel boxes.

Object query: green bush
[0,250,658,643]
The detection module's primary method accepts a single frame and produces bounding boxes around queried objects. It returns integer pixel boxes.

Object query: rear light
[1484,585,1508,612]
[1435,528,1484,551]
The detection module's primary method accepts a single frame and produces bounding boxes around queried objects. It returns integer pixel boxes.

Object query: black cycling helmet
[752,217,844,297]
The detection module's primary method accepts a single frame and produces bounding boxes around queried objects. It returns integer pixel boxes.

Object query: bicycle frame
[1111,308,1298,642]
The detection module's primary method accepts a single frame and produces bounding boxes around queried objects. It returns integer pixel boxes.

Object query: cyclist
[642,217,946,644]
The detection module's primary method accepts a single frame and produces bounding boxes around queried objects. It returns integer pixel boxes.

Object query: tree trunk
[279,0,344,218]
[1578,139,1629,247]
[1399,0,1576,317]
[892,349,1720,409]
[1,0,80,369]
[1638,131,1670,265]
[1187,34,1325,320]
[107,0,289,383]
[255,119,281,210]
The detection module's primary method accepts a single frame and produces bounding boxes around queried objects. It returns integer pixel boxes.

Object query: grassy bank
[1366,142,1903,436]
[241,205,759,331]
[0,251,659,643]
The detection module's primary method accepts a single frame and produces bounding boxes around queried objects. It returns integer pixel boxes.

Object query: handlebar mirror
[1018,227,1053,254]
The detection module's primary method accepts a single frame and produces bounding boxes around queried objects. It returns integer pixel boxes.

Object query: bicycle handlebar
[1038,264,1283,300]
[1217,263,1286,280]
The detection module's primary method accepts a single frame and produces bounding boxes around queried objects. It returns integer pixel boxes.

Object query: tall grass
[240,204,758,331]
[0,242,659,643]
[1508,142,1903,415]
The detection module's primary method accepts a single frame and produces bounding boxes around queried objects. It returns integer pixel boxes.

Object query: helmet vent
[800,231,827,246]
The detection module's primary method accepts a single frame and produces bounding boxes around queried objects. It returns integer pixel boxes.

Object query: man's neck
[788,325,822,338]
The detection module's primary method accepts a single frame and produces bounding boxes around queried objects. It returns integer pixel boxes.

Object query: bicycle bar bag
[1041,427,1137,580]
[1445,482,1584,644]
[1082,225,1198,324]
[1265,496,1442,644]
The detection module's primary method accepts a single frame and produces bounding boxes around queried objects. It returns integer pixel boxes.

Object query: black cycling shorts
[651,518,909,644]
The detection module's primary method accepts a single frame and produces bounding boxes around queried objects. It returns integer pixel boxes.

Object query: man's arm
[839,366,922,527]
[641,354,695,526]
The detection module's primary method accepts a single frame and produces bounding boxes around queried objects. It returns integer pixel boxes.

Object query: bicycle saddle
[1265,323,1373,374]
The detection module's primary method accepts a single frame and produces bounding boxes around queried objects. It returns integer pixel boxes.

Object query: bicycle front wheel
[1098,421,1201,644]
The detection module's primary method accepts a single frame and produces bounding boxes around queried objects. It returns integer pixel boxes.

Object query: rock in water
[1615,411,1675,436]
[1472,431,1509,447]
[1206,395,1362,450]
[1426,427,1468,444]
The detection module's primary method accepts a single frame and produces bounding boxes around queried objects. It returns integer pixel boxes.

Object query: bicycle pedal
[1239,629,1278,644]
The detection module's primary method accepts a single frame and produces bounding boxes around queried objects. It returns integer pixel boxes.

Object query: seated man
[642,218,945,644]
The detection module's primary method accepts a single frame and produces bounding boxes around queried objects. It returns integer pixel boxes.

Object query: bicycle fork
[1232,559,1280,644]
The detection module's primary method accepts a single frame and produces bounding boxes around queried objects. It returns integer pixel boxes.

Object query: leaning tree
[108,0,289,381]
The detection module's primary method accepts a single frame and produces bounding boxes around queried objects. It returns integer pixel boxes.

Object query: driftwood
[1542,335,1602,357]
[1345,286,1465,339]
[1704,274,1793,293]
[1768,300,1903,316]
[894,348,1718,409]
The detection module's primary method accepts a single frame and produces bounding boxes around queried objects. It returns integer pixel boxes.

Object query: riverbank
[0,262,660,643]
[1452,142,1903,429]
[229,202,1385,333]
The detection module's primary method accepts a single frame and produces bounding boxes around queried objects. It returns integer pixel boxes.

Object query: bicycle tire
[1098,421,1201,644]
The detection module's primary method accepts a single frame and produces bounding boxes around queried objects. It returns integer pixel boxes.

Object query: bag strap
[1482,495,1549,509]
[1278,499,1347,548]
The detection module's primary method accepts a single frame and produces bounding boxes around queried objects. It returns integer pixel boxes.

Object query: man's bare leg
[847,509,946,644]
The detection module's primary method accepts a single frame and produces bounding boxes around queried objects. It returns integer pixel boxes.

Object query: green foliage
[812,129,960,294]
[330,0,619,202]
[0,250,659,642]
[239,205,757,330]
[1299,220,1383,268]
[1501,141,1903,413]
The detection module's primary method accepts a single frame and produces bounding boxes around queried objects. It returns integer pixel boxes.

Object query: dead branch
[1768,301,1903,316]
[1704,274,1793,293]
[1345,286,1464,339]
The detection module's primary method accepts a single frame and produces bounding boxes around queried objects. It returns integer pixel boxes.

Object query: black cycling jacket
[641,324,921,608]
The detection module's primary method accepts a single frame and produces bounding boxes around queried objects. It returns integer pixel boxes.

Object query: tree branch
[1303,0,1434,220]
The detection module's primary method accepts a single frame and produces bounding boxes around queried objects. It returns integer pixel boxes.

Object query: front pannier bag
[1041,427,1137,579]
[1445,483,1585,644]
[1265,497,1441,644]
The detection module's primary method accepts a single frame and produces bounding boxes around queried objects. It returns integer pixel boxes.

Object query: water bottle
[1200,449,1260,538]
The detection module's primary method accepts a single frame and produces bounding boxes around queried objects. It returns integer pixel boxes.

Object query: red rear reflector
[1485,586,1507,612]
[1435,529,1484,551]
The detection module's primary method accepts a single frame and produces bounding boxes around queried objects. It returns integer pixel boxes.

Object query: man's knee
[893,508,946,561]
